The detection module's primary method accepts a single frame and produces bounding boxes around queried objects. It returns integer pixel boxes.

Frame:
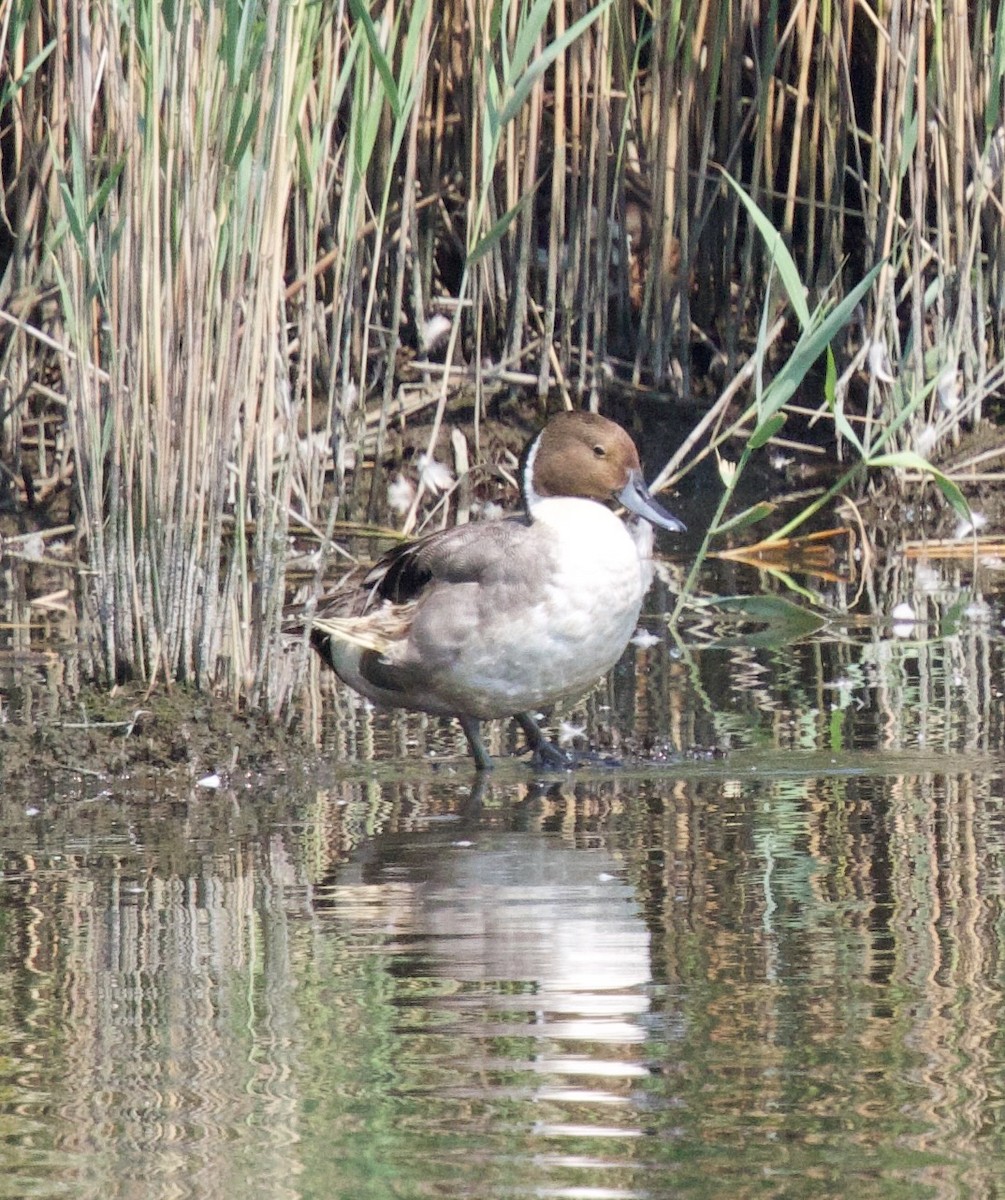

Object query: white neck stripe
[522,430,545,513]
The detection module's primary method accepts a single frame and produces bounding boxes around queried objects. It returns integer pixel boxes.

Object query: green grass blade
[720,168,810,328]
[349,0,401,118]
[748,411,787,450]
[510,0,555,80]
[53,125,88,250]
[714,501,777,535]
[399,0,431,97]
[825,347,864,454]
[760,261,883,415]
[867,451,971,521]
[0,38,56,107]
[468,186,537,264]
[712,594,826,639]
[498,0,612,127]
[988,2,1005,135]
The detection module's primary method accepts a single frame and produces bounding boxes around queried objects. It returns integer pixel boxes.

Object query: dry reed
[1,0,1003,707]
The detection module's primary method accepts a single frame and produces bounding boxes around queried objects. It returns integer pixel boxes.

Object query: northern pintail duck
[306,411,684,770]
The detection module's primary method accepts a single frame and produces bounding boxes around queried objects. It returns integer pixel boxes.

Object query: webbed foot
[515,713,624,770]
[516,713,575,770]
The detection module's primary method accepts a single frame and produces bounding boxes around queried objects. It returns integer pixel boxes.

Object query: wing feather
[363,516,529,607]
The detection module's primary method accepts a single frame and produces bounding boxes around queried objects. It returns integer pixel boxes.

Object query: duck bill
[618,469,686,533]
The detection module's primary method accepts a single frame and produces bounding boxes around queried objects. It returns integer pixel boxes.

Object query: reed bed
[1,0,1003,708]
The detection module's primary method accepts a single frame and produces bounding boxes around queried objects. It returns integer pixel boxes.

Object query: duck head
[523,411,686,533]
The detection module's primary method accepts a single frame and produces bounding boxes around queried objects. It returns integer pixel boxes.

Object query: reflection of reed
[0,837,311,1199]
[0,760,1004,1194]
[641,766,1005,1194]
[884,768,1005,1176]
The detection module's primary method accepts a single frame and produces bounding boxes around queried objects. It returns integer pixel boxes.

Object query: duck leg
[458,716,494,771]
[515,712,574,770]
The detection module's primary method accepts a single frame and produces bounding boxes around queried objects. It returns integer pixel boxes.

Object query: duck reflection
[316,789,660,1172]
[329,822,652,1040]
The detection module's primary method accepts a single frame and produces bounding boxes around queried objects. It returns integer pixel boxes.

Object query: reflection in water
[332,830,650,989]
[0,839,310,1200]
[327,829,653,1159]
[0,764,1004,1197]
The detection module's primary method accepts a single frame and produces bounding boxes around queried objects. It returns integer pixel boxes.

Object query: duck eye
[592,444,606,457]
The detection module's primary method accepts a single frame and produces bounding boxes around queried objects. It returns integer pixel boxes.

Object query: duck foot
[528,742,624,771]
[570,749,624,768]
[515,713,575,770]
[461,713,622,772]
[529,741,577,771]
[515,714,627,770]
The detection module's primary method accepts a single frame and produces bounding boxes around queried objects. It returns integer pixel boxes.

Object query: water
[4,759,1005,1198]
[4,556,1005,1197]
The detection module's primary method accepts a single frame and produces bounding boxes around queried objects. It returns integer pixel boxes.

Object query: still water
[4,558,1005,1198]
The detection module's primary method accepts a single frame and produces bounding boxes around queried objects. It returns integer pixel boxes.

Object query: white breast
[431,499,649,717]
[532,497,647,641]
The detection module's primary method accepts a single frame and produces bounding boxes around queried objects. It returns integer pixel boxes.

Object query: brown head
[523,411,685,533]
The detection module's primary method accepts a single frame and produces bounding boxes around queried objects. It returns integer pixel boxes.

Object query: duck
[304,411,685,770]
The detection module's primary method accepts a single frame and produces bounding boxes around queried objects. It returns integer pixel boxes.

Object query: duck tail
[309,610,407,657]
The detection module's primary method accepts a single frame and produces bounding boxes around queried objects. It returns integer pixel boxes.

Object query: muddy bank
[0,682,319,802]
